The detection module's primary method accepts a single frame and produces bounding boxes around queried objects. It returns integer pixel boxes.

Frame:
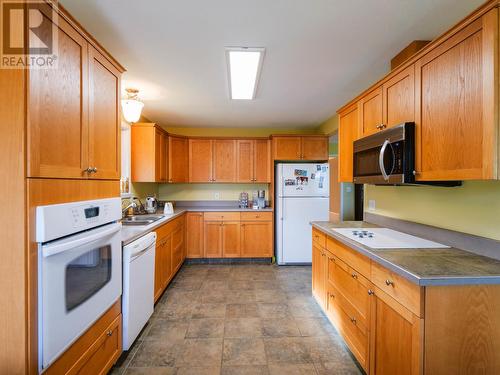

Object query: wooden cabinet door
[154,130,168,182]
[28,16,89,178]
[213,140,237,182]
[273,137,302,160]
[312,244,327,307]
[382,65,415,129]
[204,222,222,258]
[237,140,254,182]
[302,137,329,160]
[360,86,383,137]
[171,226,184,272]
[338,103,358,182]
[240,221,273,257]
[415,14,497,180]
[154,238,165,301]
[168,136,188,182]
[186,212,204,258]
[88,46,121,180]
[189,139,213,182]
[370,289,422,375]
[162,237,172,288]
[254,139,271,183]
[222,222,241,258]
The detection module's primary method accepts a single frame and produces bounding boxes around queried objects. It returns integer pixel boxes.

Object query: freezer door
[276,197,330,264]
[277,163,329,197]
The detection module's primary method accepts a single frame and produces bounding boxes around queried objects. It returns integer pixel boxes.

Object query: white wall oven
[36,198,122,371]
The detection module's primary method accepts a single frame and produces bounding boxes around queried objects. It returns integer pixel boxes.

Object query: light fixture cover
[226,47,265,100]
[121,99,144,123]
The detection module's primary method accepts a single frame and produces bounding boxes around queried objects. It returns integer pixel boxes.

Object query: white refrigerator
[276,163,330,265]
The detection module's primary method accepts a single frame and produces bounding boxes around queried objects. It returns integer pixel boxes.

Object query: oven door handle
[379,139,391,181]
[42,222,121,258]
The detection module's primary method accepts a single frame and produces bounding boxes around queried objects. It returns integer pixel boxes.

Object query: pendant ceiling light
[121,88,144,123]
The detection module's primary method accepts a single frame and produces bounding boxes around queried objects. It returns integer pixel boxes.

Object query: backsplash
[364,180,500,241]
[158,183,269,201]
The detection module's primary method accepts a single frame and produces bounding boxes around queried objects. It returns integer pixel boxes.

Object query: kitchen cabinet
[189,139,213,182]
[154,215,186,302]
[131,123,168,183]
[168,136,189,182]
[359,86,383,137]
[204,221,223,258]
[237,139,271,183]
[338,103,358,182]
[87,46,121,180]
[312,243,327,308]
[27,14,122,180]
[382,64,415,130]
[186,212,204,258]
[370,288,421,375]
[272,136,329,161]
[213,140,237,182]
[222,222,241,258]
[415,12,497,181]
[240,221,273,257]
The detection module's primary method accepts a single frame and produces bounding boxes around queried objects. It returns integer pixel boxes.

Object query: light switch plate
[214,192,220,200]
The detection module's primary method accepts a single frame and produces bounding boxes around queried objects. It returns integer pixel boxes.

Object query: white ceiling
[61,0,484,128]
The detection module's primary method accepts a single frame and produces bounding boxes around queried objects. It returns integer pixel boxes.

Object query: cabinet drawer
[326,237,371,277]
[204,212,240,221]
[326,283,369,371]
[172,225,184,249]
[240,211,273,222]
[156,215,184,240]
[328,255,371,325]
[312,227,326,248]
[371,261,423,317]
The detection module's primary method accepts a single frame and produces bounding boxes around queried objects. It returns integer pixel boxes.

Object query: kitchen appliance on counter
[276,163,329,264]
[353,122,460,186]
[122,232,156,350]
[36,198,122,371]
[239,192,249,208]
[257,190,266,209]
[145,196,158,214]
[332,228,450,249]
[163,202,174,215]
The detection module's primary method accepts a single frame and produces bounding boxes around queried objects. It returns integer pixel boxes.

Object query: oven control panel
[36,197,121,243]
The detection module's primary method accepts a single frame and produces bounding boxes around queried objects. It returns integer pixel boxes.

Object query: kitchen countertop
[311,221,500,286]
[122,207,274,246]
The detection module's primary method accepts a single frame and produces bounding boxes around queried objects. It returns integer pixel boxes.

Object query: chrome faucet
[122,197,145,217]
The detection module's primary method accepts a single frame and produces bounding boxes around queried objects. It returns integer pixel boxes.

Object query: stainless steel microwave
[353,122,416,185]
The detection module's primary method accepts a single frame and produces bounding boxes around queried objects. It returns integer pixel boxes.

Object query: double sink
[122,214,165,226]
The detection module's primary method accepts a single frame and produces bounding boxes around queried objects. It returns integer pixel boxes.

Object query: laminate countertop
[311,221,500,286]
[121,207,274,246]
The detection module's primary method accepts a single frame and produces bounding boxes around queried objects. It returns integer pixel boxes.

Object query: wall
[365,181,500,241]
[158,184,269,201]
[316,114,339,135]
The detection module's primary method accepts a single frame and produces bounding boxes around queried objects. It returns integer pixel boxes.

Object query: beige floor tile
[226,303,260,318]
[177,338,223,367]
[268,364,318,375]
[186,318,225,338]
[224,318,263,338]
[221,365,270,375]
[223,338,267,366]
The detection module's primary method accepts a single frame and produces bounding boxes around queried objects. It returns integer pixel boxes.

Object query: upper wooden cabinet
[338,5,500,181]
[189,139,213,183]
[213,140,237,182]
[168,136,189,183]
[131,123,168,182]
[27,13,122,180]
[338,103,358,182]
[237,139,271,183]
[272,135,329,161]
[415,12,497,181]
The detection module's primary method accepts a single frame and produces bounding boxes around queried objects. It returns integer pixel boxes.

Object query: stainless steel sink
[122,214,164,226]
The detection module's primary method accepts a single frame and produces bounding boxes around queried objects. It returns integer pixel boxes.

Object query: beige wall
[316,114,339,135]
[158,183,269,201]
[364,181,500,241]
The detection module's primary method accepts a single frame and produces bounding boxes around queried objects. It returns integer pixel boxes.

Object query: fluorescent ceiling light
[226,47,265,100]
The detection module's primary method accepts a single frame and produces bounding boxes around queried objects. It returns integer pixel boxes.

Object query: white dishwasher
[122,232,156,350]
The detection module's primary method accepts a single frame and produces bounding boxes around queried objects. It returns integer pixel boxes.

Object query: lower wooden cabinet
[222,222,241,258]
[186,212,204,257]
[204,221,223,258]
[240,221,273,257]
[312,227,500,374]
[154,215,185,302]
[44,301,121,375]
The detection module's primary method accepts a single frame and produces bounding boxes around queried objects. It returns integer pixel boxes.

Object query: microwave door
[379,140,395,181]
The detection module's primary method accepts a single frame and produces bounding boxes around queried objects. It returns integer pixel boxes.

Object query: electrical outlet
[214,192,220,200]
[368,200,376,211]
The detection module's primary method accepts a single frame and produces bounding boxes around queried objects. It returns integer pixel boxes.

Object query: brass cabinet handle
[350,317,357,324]
[351,273,358,279]
[368,289,375,295]
[106,330,113,337]
[83,167,93,173]
[91,167,97,173]
[385,279,395,287]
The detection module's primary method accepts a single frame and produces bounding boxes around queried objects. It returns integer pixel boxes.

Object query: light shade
[226,47,265,100]
[121,99,144,123]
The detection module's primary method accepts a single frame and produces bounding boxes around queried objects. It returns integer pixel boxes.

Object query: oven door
[39,222,122,369]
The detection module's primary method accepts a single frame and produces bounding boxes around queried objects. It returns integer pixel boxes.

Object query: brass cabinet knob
[351,273,358,279]
[368,289,375,295]
[106,330,113,337]
[350,317,357,324]
[385,279,395,287]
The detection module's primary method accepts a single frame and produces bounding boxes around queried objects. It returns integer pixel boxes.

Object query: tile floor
[111,264,362,375]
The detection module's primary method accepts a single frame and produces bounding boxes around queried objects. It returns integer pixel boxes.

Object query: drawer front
[371,261,423,317]
[240,211,273,222]
[156,215,184,240]
[204,212,241,221]
[326,237,371,276]
[328,255,371,324]
[171,225,184,249]
[326,283,369,371]
[312,227,326,248]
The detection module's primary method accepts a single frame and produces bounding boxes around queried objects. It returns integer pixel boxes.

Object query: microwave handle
[379,139,391,181]
[42,222,121,258]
